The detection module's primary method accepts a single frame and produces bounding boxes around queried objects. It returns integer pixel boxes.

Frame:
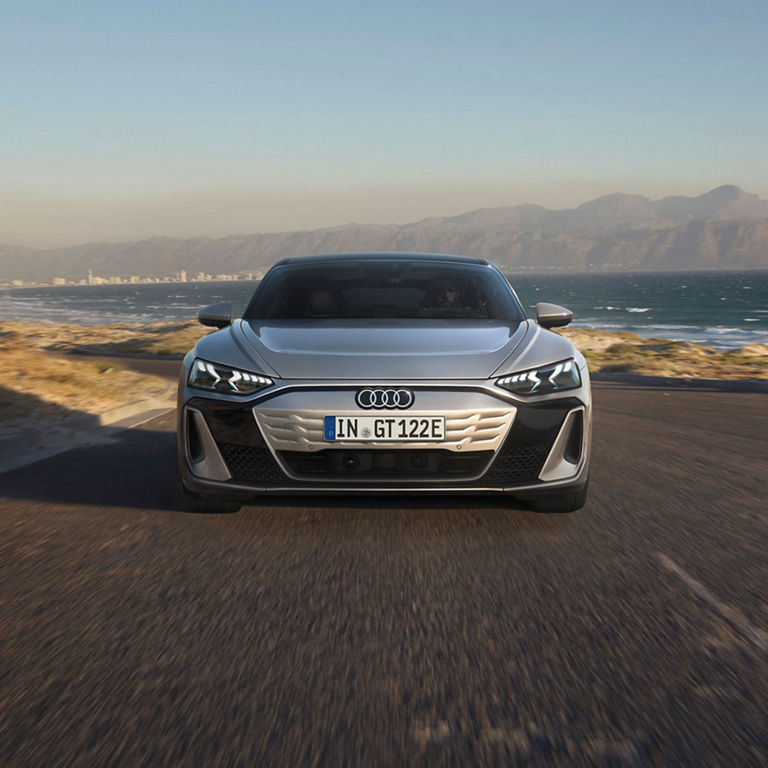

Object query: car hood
[236,319,529,379]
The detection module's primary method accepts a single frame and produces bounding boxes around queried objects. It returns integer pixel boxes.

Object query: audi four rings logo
[355,388,415,409]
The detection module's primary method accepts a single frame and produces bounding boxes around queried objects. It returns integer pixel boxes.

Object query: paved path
[1,383,766,766]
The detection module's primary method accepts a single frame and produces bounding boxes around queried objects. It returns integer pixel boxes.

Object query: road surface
[1,375,766,766]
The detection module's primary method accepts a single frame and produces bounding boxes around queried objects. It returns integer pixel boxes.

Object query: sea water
[0,270,766,350]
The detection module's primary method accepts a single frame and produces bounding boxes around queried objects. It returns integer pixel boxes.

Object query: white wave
[574,320,766,349]
[626,307,651,313]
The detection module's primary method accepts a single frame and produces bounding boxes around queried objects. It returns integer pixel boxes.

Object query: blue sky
[2,0,767,245]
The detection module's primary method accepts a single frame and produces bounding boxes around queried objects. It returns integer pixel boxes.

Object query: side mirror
[535,302,573,329]
[197,301,233,328]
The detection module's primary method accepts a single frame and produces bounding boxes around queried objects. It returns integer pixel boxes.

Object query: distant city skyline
[2,0,766,247]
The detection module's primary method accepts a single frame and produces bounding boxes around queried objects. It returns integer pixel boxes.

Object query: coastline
[1,319,766,440]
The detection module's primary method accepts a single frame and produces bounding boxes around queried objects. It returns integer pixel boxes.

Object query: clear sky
[2,0,767,247]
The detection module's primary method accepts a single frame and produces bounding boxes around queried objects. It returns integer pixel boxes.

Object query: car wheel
[523,478,589,514]
[179,480,242,514]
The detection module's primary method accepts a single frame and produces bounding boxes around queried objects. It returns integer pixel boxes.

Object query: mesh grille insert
[217,443,286,484]
[482,443,551,484]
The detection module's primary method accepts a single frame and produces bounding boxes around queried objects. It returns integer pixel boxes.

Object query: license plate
[324,415,445,442]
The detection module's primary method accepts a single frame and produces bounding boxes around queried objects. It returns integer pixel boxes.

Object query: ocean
[1,270,766,350]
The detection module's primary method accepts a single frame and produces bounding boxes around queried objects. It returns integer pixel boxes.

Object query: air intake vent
[279,449,494,481]
[564,411,583,464]
[186,410,203,461]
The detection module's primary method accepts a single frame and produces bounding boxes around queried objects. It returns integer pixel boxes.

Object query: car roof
[271,252,493,268]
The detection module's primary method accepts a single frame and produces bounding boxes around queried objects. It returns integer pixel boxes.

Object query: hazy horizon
[3,0,766,248]
[4,181,766,250]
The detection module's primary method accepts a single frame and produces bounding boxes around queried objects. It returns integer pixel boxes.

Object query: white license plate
[324,415,445,442]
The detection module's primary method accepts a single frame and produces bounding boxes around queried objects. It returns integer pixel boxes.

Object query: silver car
[178,253,591,513]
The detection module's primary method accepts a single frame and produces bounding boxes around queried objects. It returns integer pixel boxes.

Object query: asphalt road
[1,372,767,766]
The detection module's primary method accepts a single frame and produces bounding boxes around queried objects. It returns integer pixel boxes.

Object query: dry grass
[0,319,209,357]
[559,327,768,379]
[0,325,172,434]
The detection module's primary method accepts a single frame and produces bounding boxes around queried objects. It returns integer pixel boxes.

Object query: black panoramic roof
[272,252,492,268]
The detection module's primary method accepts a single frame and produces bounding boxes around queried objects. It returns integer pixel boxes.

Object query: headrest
[309,289,339,316]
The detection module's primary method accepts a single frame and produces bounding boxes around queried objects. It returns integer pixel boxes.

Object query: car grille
[197,396,579,489]
[255,407,514,453]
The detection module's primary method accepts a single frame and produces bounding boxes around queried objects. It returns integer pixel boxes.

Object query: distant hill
[2,185,767,283]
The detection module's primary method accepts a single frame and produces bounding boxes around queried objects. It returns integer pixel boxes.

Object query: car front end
[177,254,591,513]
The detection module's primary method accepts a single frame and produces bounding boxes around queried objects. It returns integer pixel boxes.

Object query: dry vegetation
[0,319,208,357]
[559,328,768,379]
[0,323,175,435]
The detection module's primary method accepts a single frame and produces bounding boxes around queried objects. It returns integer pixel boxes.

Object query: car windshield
[243,259,525,321]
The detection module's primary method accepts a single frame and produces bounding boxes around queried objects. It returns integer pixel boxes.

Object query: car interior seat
[308,289,342,317]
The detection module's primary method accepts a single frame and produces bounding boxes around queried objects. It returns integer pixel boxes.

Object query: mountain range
[2,185,767,283]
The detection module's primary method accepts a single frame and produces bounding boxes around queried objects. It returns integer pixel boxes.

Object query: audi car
[178,253,591,513]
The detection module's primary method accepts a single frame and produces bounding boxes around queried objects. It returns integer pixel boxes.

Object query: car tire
[179,480,242,514]
[523,478,589,514]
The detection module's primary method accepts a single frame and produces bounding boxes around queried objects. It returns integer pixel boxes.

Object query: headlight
[497,359,581,395]
[188,359,273,395]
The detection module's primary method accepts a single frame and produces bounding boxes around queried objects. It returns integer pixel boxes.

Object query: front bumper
[178,376,591,498]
